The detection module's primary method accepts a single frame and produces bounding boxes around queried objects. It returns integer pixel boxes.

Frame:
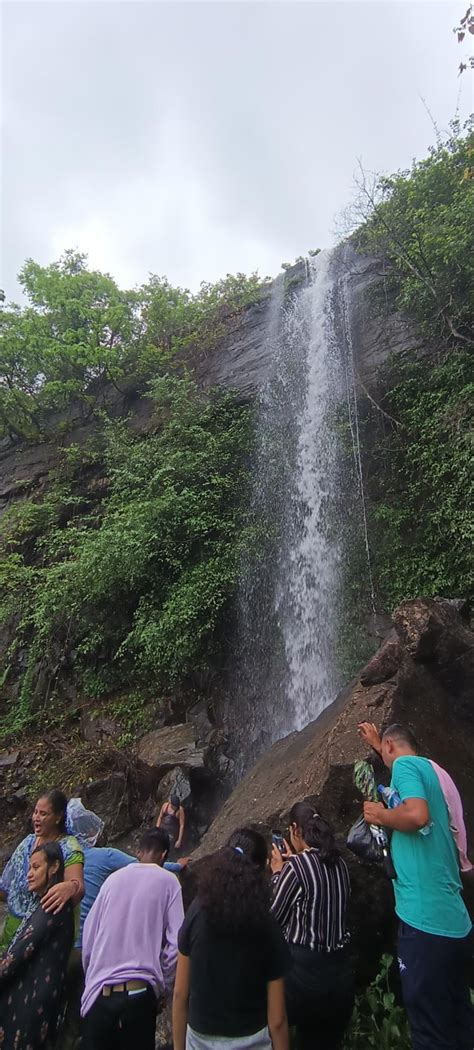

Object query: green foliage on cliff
[0,375,254,739]
[366,350,473,607]
[353,122,473,348]
[351,124,473,609]
[0,251,268,441]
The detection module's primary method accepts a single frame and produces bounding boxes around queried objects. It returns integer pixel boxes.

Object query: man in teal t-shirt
[359,721,473,1050]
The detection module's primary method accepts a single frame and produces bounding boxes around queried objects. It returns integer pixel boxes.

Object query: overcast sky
[2,1,472,300]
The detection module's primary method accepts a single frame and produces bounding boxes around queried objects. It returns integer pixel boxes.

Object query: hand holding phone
[272,831,286,855]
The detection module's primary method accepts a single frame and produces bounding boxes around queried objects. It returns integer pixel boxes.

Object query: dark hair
[382,723,419,752]
[31,841,65,884]
[139,828,170,857]
[170,794,180,808]
[198,827,270,936]
[36,789,68,834]
[289,801,316,830]
[289,802,340,866]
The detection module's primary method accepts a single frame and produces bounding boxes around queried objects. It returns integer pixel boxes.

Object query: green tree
[352,126,474,346]
[0,251,140,438]
[0,254,269,441]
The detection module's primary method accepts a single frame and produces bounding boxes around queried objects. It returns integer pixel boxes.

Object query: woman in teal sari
[0,789,85,951]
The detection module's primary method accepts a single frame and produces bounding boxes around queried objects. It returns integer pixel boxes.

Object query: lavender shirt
[81,863,184,1016]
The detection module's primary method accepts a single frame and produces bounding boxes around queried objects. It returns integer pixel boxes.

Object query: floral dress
[0,898,74,1048]
[0,834,83,952]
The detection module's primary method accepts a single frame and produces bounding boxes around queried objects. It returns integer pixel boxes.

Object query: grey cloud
[2,1,471,298]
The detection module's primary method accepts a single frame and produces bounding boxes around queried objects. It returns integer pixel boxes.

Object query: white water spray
[228,249,375,772]
[275,250,343,730]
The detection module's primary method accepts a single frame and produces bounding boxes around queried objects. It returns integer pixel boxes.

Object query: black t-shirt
[178,898,289,1037]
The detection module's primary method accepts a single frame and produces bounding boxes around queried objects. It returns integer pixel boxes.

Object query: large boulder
[195,598,474,984]
[138,723,207,774]
[137,718,225,851]
[81,772,137,841]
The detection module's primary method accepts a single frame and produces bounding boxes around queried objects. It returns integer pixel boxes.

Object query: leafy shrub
[0,374,254,739]
[365,350,473,608]
[343,954,410,1050]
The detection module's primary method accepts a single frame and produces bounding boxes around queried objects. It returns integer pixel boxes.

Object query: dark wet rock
[194,295,275,398]
[81,772,137,841]
[340,249,431,394]
[0,750,20,769]
[194,598,474,984]
[156,767,192,805]
[359,630,402,685]
[393,596,474,665]
[187,699,214,745]
[138,723,208,774]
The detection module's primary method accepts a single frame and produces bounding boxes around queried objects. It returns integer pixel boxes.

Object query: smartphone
[272,830,285,854]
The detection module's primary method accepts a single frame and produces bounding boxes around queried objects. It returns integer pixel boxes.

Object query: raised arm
[357,722,383,755]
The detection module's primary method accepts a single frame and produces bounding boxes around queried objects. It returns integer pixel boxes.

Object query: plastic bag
[66,798,104,847]
[347,815,397,878]
[347,815,383,863]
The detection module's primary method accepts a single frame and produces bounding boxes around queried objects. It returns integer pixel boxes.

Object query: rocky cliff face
[196,250,429,397]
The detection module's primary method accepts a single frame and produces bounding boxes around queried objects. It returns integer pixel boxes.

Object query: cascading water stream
[275,250,343,731]
[227,249,374,776]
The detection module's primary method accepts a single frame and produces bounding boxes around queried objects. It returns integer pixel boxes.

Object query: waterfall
[275,250,343,731]
[227,249,373,775]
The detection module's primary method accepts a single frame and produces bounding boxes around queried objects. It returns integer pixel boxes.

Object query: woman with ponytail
[173,827,289,1050]
[270,802,354,1050]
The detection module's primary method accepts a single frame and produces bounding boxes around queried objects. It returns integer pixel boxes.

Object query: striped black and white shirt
[270,848,350,952]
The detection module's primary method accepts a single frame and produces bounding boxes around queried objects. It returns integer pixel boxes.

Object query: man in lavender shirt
[80,828,184,1050]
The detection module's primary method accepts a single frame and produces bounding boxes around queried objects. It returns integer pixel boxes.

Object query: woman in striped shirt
[270,802,354,1050]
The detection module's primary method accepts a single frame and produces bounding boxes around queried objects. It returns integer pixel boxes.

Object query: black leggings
[285,944,354,1050]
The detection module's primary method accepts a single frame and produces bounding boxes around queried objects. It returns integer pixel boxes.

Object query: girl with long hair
[270,802,354,1050]
[173,827,289,1050]
[0,841,75,1048]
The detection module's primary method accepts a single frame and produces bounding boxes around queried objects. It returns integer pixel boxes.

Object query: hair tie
[312,812,320,819]
[233,846,244,855]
